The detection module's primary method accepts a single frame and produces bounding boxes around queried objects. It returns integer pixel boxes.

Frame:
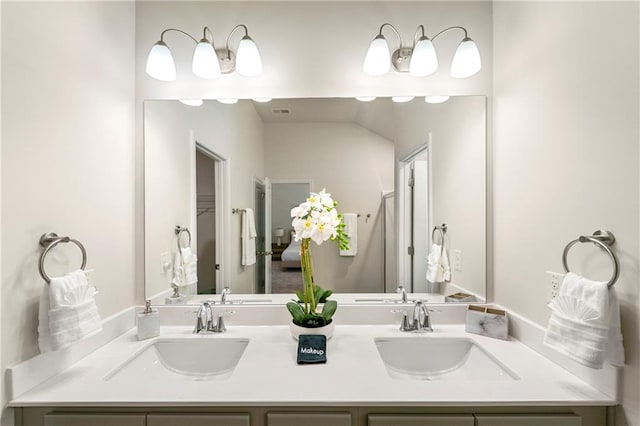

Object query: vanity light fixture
[217,98,239,104]
[253,98,273,103]
[424,95,450,104]
[146,25,263,82]
[355,96,377,102]
[392,96,415,103]
[179,99,204,106]
[363,24,481,79]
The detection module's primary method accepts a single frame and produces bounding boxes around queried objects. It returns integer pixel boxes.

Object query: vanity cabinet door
[267,412,352,426]
[368,414,474,426]
[475,414,581,426]
[44,413,145,426]
[147,413,250,426]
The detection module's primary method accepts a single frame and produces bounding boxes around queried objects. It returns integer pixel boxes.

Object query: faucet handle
[193,301,213,334]
[396,285,408,303]
[391,309,412,331]
[211,310,235,333]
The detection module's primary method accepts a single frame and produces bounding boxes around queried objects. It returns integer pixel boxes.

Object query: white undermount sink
[104,338,249,382]
[374,337,518,381]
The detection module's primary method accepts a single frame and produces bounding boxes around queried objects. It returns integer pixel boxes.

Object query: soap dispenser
[165,285,187,304]
[137,300,160,341]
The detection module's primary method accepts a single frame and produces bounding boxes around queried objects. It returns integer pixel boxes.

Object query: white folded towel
[172,247,198,288]
[38,269,102,352]
[339,213,358,257]
[426,243,451,283]
[543,272,625,369]
[241,208,257,266]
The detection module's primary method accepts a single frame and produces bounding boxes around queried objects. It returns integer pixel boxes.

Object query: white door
[264,177,272,293]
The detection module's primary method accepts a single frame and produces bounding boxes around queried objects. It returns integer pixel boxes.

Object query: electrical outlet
[453,249,462,272]
[545,271,565,303]
[160,252,172,274]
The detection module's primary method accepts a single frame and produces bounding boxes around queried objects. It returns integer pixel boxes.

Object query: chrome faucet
[220,286,232,304]
[194,301,214,334]
[194,301,233,334]
[397,285,408,303]
[398,300,433,332]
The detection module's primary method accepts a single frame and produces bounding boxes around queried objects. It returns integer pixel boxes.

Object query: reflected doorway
[195,148,220,294]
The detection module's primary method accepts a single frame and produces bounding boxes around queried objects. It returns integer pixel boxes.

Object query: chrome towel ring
[175,226,192,251]
[38,232,87,284]
[562,229,619,288]
[432,224,447,245]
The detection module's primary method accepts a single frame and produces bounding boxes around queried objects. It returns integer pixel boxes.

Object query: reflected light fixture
[355,96,376,102]
[253,98,273,103]
[392,96,415,103]
[363,23,481,79]
[179,99,204,106]
[217,98,239,104]
[146,25,263,82]
[424,95,450,104]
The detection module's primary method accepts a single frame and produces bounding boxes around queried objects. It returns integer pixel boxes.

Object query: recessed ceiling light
[425,95,450,104]
[179,99,203,107]
[356,96,376,102]
[391,96,415,103]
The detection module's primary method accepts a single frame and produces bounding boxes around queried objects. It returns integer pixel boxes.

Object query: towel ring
[562,229,619,288]
[175,226,191,251]
[431,224,447,245]
[38,232,87,284]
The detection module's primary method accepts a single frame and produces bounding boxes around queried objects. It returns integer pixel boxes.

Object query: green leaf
[320,300,338,321]
[287,301,306,323]
[295,290,305,303]
[319,289,333,303]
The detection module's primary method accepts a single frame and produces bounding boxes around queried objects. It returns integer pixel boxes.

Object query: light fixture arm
[159,28,198,44]
[378,23,403,48]
[202,26,215,44]
[225,24,250,60]
[431,26,469,42]
[413,24,427,47]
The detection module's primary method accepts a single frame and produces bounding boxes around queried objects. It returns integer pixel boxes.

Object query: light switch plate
[160,252,172,274]
[453,249,462,272]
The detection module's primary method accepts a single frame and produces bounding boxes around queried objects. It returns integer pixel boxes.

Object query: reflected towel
[339,213,358,257]
[172,247,198,287]
[426,244,451,283]
[543,272,624,369]
[38,269,102,352]
[241,208,257,266]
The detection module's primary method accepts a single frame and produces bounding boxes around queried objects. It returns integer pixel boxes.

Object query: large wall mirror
[144,96,486,304]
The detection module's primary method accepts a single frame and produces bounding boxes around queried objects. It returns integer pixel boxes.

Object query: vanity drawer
[267,412,352,426]
[475,414,581,426]
[368,414,474,426]
[44,413,145,426]
[147,413,250,426]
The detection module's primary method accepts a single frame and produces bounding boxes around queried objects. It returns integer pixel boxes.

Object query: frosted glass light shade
[450,37,482,78]
[146,41,176,82]
[356,96,376,102]
[253,98,272,103]
[217,98,239,104]
[236,36,263,77]
[424,95,450,104]
[192,39,221,79]
[409,37,438,77]
[363,35,391,76]
[392,96,415,103]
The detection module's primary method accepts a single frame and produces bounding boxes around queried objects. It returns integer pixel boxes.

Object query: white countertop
[8,324,615,407]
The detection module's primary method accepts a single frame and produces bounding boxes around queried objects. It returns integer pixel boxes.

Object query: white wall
[144,100,264,296]
[1,0,135,383]
[265,122,394,293]
[493,3,639,425]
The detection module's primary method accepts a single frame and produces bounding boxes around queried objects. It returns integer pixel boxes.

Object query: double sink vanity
[8,299,615,426]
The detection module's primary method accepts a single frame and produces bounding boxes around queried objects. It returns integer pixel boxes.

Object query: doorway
[398,144,431,293]
[194,145,224,294]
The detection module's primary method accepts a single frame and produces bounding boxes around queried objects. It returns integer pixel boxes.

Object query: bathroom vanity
[8,304,616,426]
